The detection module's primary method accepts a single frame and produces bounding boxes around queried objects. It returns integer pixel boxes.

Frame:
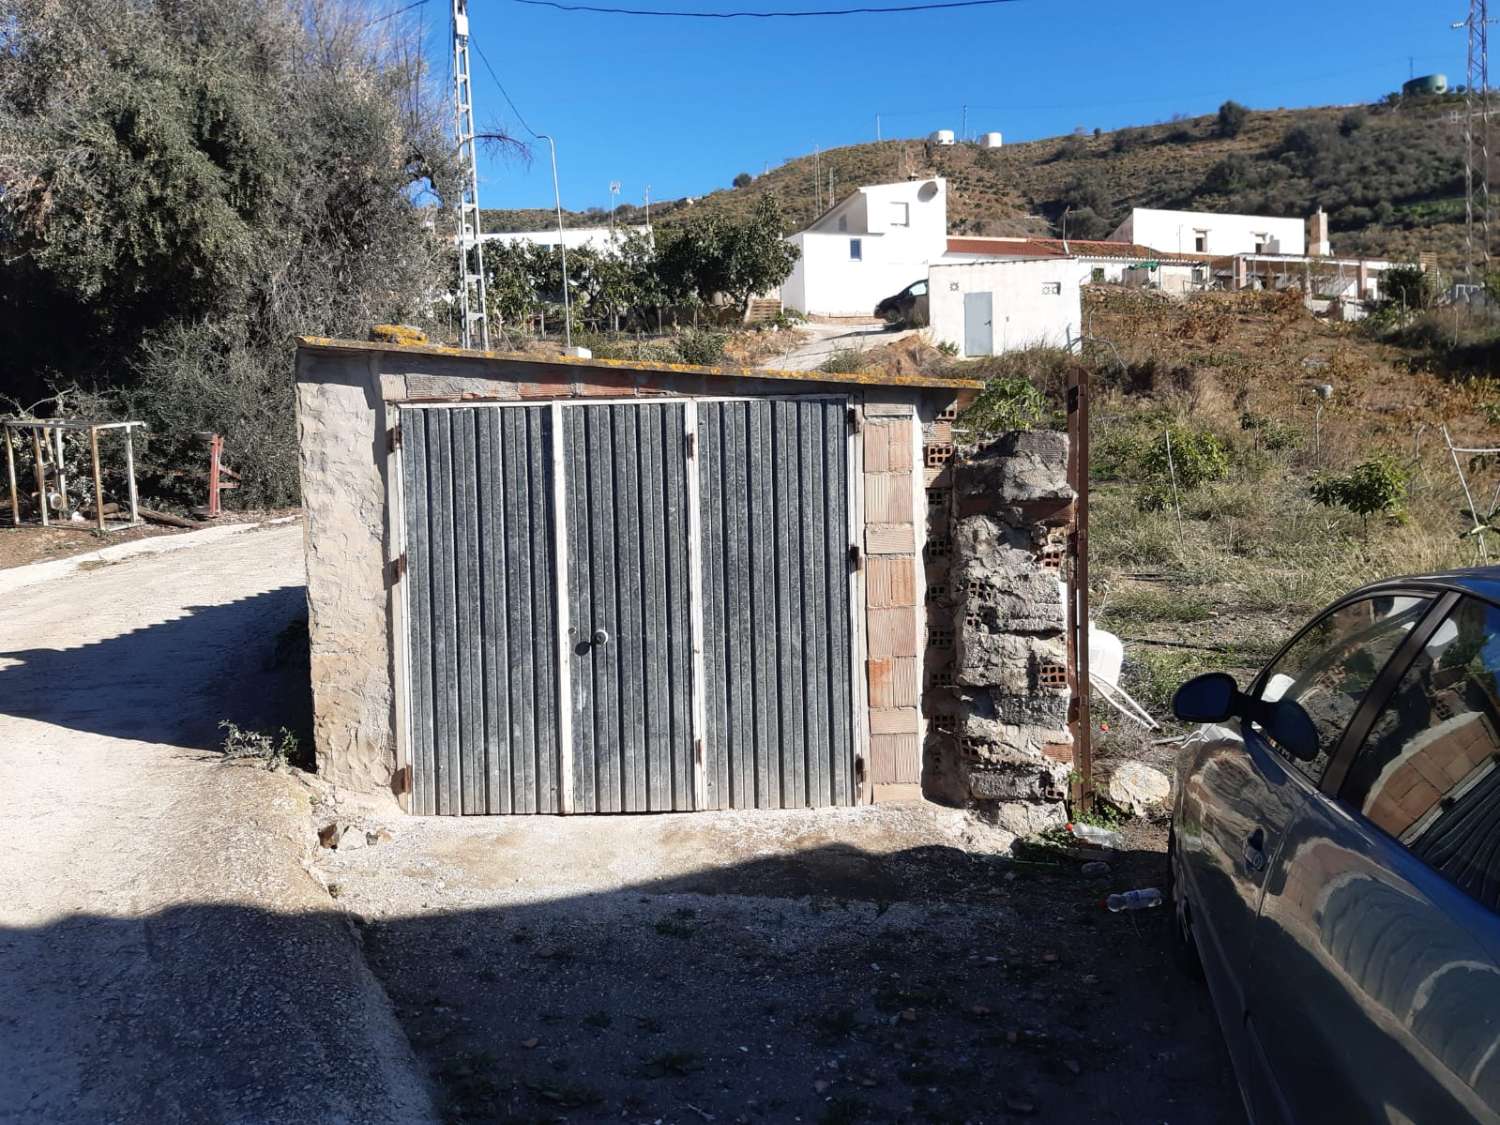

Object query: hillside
[485,95,1473,266]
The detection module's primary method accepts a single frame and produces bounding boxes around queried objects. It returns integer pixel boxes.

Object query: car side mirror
[1174,672,1322,764]
[1173,673,1238,722]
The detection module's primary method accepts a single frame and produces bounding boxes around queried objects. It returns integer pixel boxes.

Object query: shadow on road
[1,832,1245,1124]
[0,585,312,752]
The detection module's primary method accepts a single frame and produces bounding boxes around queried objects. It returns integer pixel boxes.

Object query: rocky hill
[485,95,1473,266]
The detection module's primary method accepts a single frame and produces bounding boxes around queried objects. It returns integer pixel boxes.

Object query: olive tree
[0,0,459,504]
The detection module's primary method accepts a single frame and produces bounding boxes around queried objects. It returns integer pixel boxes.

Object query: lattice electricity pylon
[451,0,489,350]
[1463,0,1493,281]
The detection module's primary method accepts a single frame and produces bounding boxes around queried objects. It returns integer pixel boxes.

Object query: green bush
[1310,456,1409,533]
[676,327,727,365]
[1137,425,1232,511]
[1216,100,1250,138]
[960,376,1047,436]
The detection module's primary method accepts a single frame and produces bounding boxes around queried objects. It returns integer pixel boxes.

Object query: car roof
[1355,566,1500,606]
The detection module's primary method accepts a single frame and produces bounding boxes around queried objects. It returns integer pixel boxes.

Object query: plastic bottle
[1106,888,1163,913]
[1066,822,1123,849]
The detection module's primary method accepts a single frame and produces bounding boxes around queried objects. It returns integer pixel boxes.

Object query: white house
[947,236,1209,294]
[928,258,1091,358]
[483,225,650,253]
[1109,208,1305,257]
[781,179,950,318]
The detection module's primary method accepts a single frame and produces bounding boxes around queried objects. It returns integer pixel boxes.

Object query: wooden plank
[31,428,48,527]
[5,426,20,526]
[551,401,574,814]
[89,426,104,532]
[123,429,139,525]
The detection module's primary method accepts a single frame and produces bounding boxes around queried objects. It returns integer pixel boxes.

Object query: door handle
[591,628,610,647]
[1242,828,1268,873]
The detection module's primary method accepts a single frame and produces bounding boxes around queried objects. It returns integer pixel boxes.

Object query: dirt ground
[0,523,433,1123]
[315,806,1245,1125]
[0,507,297,572]
[1,520,1244,1124]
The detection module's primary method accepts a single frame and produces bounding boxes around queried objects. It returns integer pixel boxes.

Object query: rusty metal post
[208,433,222,519]
[30,426,48,527]
[89,425,105,532]
[1066,367,1093,802]
[4,426,19,526]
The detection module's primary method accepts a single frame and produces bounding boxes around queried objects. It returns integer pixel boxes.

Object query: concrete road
[774,320,922,371]
[0,525,434,1124]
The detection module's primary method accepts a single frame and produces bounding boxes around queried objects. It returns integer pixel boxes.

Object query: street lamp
[537,134,573,350]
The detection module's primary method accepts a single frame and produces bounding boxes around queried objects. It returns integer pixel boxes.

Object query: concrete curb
[0,514,301,597]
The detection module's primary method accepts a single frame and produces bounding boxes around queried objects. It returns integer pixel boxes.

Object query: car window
[1340,596,1500,912]
[1256,594,1433,781]
[910,281,927,297]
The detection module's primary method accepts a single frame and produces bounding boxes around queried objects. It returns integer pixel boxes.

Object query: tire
[1167,825,1205,980]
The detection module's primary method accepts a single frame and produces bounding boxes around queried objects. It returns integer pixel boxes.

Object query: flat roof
[296,336,984,391]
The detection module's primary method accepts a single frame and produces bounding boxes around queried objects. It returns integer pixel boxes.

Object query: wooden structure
[3,419,144,533]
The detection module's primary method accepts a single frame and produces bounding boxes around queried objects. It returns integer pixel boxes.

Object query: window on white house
[849,239,862,261]
[891,202,910,227]
[1042,281,1062,295]
[1194,230,1208,253]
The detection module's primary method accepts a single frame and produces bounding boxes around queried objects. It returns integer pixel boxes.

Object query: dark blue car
[1170,568,1500,1124]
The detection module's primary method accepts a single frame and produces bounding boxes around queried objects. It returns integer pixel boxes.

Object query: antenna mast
[1464,0,1493,281]
[451,0,489,349]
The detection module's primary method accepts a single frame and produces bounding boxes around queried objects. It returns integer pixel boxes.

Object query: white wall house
[928,258,1091,358]
[1110,208,1306,257]
[483,225,651,253]
[781,180,949,317]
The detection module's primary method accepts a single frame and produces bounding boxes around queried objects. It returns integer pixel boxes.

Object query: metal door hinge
[849,543,864,570]
[386,553,407,585]
[847,406,862,433]
[685,431,697,458]
[387,424,402,453]
[694,738,704,765]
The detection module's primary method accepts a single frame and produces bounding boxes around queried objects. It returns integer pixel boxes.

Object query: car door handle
[1242,828,1268,874]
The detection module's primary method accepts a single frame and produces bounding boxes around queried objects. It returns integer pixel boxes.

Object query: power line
[368,0,428,25]
[471,38,543,139]
[510,0,1023,18]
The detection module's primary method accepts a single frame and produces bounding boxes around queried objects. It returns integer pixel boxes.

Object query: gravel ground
[317,808,1245,1125]
[0,524,434,1124]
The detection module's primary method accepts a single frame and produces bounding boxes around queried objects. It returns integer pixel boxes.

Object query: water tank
[928,129,955,146]
[1403,74,1448,96]
[979,131,1004,148]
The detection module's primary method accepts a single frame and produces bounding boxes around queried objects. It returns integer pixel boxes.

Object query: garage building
[293,339,980,815]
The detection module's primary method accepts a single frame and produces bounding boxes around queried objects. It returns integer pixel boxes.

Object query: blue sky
[408,0,1465,214]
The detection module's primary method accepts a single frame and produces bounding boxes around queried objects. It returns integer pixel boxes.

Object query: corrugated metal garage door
[697,400,856,808]
[402,406,562,816]
[400,398,856,815]
[562,404,695,812]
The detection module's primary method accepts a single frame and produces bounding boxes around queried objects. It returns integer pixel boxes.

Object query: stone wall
[922,431,1074,834]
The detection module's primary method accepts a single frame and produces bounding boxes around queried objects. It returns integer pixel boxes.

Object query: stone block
[955,430,1071,505]
[404,373,520,401]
